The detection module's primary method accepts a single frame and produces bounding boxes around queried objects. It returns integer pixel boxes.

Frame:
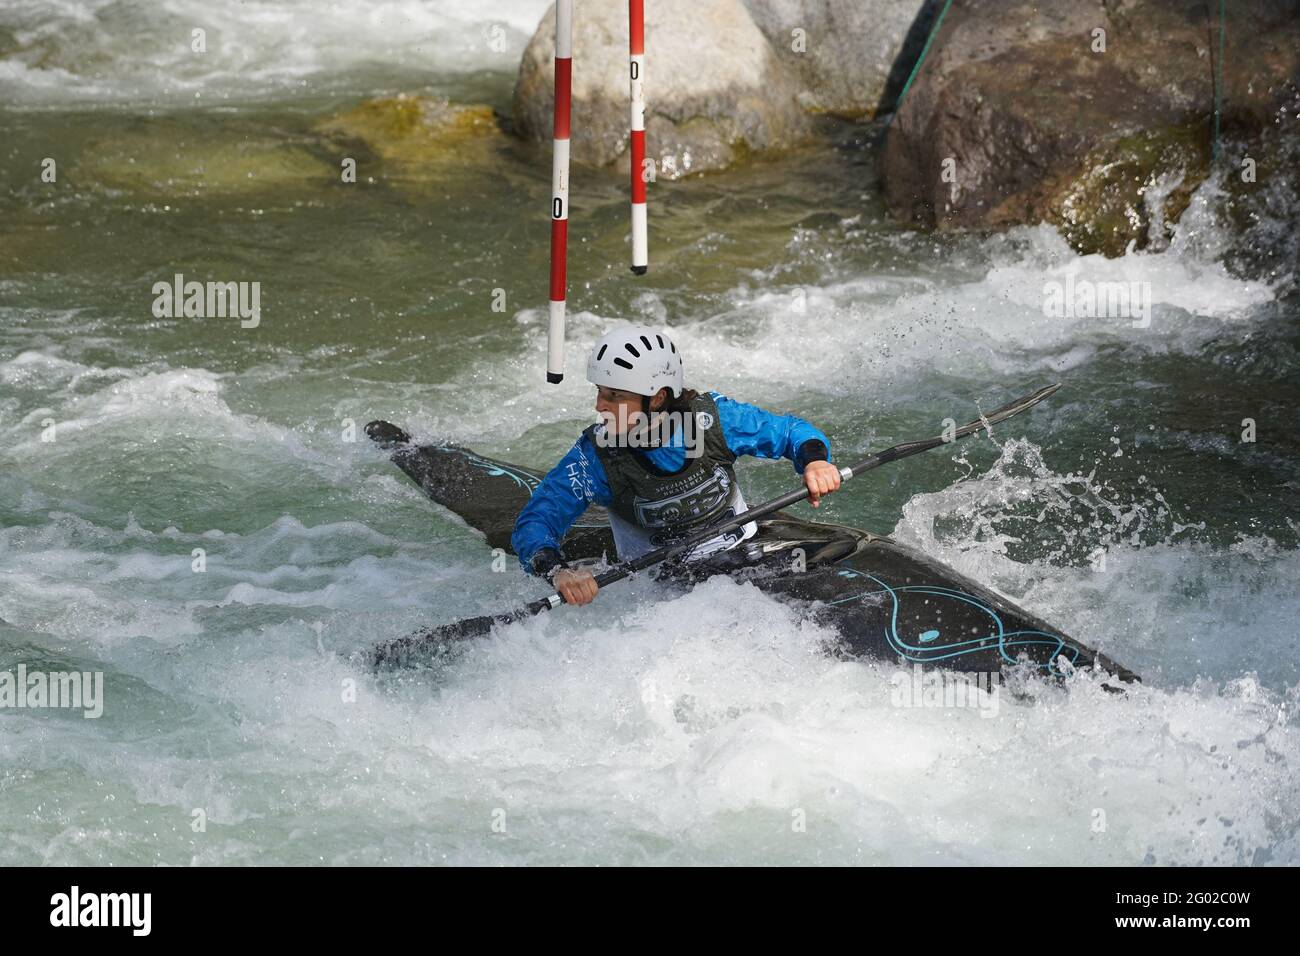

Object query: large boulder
[880,0,1300,256]
[741,0,940,117]
[512,0,811,177]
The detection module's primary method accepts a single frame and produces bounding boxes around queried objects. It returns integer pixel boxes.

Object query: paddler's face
[596,386,666,434]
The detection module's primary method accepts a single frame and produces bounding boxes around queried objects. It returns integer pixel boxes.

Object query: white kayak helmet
[586,325,684,398]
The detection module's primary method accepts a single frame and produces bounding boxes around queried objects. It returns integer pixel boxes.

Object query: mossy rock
[77,128,336,196]
[1045,123,1211,257]
[315,96,501,169]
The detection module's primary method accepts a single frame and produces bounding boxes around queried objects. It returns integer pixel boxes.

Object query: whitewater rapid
[1,0,1297,866]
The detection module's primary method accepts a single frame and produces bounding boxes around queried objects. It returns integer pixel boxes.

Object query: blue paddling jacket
[512,390,831,576]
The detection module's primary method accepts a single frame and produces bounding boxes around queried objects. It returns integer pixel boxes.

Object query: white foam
[887,437,1300,691]
[108,576,1294,865]
[431,219,1283,452]
[0,0,552,106]
[693,224,1279,391]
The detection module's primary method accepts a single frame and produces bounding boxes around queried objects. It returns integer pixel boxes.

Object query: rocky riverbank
[880,0,1300,256]
[98,0,1291,259]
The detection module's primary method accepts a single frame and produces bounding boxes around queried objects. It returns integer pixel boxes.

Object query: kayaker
[511,324,841,605]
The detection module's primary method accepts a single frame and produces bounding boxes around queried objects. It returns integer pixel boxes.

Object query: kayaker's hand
[552,567,599,605]
[804,460,842,507]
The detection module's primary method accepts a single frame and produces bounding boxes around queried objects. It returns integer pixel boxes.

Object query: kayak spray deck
[366,421,1138,682]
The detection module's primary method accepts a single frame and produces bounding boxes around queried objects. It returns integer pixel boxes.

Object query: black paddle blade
[365,420,411,447]
[963,382,1061,434]
[369,609,526,669]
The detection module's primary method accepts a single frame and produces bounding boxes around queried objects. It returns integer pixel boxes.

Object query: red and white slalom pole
[628,0,648,275]
[547,0,573,384]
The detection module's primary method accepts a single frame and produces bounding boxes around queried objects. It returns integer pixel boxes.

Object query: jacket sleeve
[711,392,832,474]
[511,434,613,575]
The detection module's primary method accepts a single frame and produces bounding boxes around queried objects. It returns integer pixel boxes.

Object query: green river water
[1,0,1298,866]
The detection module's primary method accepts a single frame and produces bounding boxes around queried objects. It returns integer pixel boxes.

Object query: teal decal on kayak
[463,453,540,494]
[828,567,1077,674]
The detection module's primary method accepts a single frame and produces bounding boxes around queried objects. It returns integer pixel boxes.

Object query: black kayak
[367,422,1137,683]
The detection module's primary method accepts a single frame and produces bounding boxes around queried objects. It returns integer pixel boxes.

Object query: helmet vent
[669,341,676,353]
[596,344,608,361]
[656,335,664,348]
[640,335,653,351]
[624,343,640,358]
[613,357,634,370]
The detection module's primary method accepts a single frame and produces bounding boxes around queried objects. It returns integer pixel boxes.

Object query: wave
[0,0,550,107]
